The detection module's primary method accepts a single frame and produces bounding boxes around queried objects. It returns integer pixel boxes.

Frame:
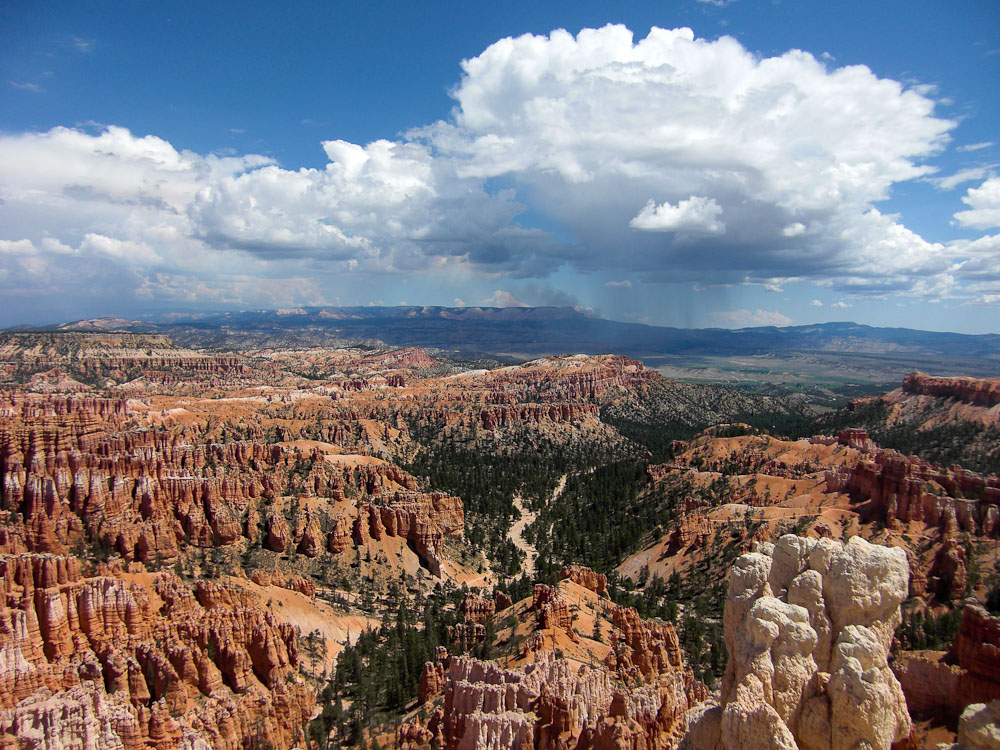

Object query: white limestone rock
[828,624,910,750]
[942,701,1000,750]
[683,534,910,750]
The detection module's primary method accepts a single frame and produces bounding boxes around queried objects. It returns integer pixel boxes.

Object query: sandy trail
[509,474,566,577]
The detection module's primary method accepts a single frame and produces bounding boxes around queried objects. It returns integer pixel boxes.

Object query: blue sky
[1,1,999,333]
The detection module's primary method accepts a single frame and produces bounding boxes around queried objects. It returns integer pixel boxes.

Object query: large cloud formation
[0,25,997,316]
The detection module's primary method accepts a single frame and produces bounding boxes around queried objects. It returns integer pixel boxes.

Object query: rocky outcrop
[825,448,1000,538]
[478,404,600,430]
[684,534,911,750]
[327,515,352,554]
[405,646,703,750]
[0,554,312,749]
[667,513,712,554]
[460,593,495,624]
[419,647,449,704]
[892,649,1000,724]
[264,510,291,552]
[0,332,253,390]
[531,585,576,640]
[249,570,316,597]
[950,701,1000,750]
[605,605,691,685]
[358,347,438,372]
[560,565,608,597]
[902,372,1000,407]
[928,540,968,599]
[0,393,464,575]
[951,603,1000,685]
[473,355,658,404]
[294,511,324,557]
[353,492,463,575]
[406,582,705,750]
[836,428,873,450]
[449,622,487,648]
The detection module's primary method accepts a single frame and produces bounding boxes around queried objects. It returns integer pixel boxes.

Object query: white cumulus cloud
[421,24,958,289]
[630,196,725,234]
[1,25,999,316]
[481,289,528,307]
[954,177,1000,229]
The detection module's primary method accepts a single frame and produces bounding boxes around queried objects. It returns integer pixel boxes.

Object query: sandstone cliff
[406,577,705,750]
[0,393,463,575]
[408,641,703,750]
[560,565,608,597]
[0,554,312,749]
[901,372,1000,408]
[945,701,1000,750]
[825,448,1000,539]
[893,601,1000,724]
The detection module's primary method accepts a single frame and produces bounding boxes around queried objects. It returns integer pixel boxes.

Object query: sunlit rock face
[901,372,1000,409]
[0,392,465,575]
[946,701,1000,750]
[403,577,706,750]
[406,648,705,750]
[683,534,911,750]
[0,555,313,749]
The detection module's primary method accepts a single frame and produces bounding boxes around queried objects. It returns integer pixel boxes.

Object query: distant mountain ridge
[9,305,1000,361]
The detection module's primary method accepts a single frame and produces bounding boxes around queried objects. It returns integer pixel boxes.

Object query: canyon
[0,331,998,748]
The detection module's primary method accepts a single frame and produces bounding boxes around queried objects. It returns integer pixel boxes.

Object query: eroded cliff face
[0,392,464,575]
[945,701,1000,750]
[0,333,250,391]
[458,355,657,405]
[825,447,1000,540]
[620,426,999,612]
[9,338,990,749]
[893,601,1000,724]
[850,372,1000,473]
[0,554,312,749]
[684,534,911,750]
[404,576,706,750]
[901,373,1000,409]
[409,643,704,750]
[560,565,608,597]
[0,374,471,748]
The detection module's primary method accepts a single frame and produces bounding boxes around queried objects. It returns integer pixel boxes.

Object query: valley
[0,326,998,749]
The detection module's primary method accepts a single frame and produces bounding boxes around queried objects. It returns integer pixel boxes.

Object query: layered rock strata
[893,602,1000,722]
[407,644,704,750]
[409,580,705,750]
[0,393,463,574]
[901,373,1000,408]
[951,602,1000,684]
[351,492,463,575]
[826,448,1000,538]
[460,593,496,624]
[559,566,608,597]
[531,585,577,640]
[0,554,312,749]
